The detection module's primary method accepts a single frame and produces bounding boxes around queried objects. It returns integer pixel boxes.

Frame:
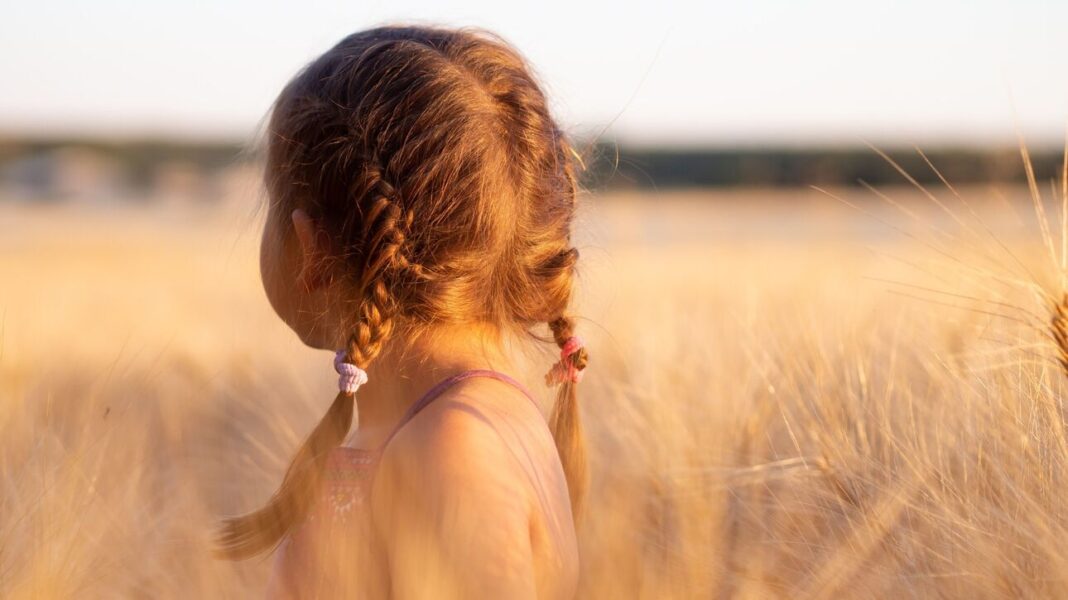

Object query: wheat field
[3,179,1068,598]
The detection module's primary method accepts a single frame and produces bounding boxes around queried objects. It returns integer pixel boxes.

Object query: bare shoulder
[369,377,578,597]
[375,376,557,505]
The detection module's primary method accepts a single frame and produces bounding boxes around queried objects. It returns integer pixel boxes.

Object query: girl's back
[267,372,579,598]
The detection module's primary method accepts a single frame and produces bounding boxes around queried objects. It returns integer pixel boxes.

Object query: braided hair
[218,25,589,558]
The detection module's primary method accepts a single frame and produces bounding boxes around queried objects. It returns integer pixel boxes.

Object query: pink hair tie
[334,350,368,394]
[544,336,586,386]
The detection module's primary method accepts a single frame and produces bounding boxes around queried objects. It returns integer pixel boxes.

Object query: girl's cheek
[260,224,291,323]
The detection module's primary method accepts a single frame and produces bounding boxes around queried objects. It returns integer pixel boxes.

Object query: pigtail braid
[217,165,413,559]
[547,315,589,519]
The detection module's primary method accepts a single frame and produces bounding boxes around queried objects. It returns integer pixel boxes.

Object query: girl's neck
[341,324,515,449]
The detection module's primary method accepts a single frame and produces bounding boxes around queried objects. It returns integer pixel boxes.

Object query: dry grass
[3,180,1068,598]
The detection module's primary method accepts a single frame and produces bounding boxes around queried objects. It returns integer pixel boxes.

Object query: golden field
[3,182,1068,598]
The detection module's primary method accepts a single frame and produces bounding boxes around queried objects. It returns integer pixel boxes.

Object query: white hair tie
[334,350,369,394]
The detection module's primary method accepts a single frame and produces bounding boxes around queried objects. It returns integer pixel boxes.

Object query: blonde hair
[217,25,589,559]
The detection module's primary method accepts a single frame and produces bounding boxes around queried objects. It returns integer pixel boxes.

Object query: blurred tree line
[580,142,1065,190]
[0,136,1063,203]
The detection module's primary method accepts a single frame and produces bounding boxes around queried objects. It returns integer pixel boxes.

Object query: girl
[217,25,589,599]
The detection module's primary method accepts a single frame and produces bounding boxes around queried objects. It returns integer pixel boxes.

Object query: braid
[357,164,428,281]
[547,315,589,518]
[217,164,415,559]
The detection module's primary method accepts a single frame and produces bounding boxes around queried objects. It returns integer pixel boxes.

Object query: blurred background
[3,0,1068,201]
[5,1,1068,598]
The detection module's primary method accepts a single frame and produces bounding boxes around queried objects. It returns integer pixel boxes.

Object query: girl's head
[220,25,588,558]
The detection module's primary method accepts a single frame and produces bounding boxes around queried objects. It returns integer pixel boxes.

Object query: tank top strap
[376,369,538,453]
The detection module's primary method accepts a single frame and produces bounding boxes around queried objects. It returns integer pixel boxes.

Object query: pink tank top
[266,370,538,599]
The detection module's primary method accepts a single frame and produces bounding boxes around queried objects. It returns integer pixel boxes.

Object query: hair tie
[544,336,585,386]
[334,350,368,394]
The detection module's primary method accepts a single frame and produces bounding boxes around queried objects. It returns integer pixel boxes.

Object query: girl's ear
[291,208,333,291]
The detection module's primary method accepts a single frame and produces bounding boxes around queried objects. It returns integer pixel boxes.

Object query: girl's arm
[372,400,539,599]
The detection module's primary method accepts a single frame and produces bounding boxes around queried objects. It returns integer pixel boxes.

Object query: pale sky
[2,0,1067,146]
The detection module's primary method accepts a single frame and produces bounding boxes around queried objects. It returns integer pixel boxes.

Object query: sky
[2,0,1067,147]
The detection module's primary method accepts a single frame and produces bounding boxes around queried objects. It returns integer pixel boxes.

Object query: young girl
[217,25,589,599]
